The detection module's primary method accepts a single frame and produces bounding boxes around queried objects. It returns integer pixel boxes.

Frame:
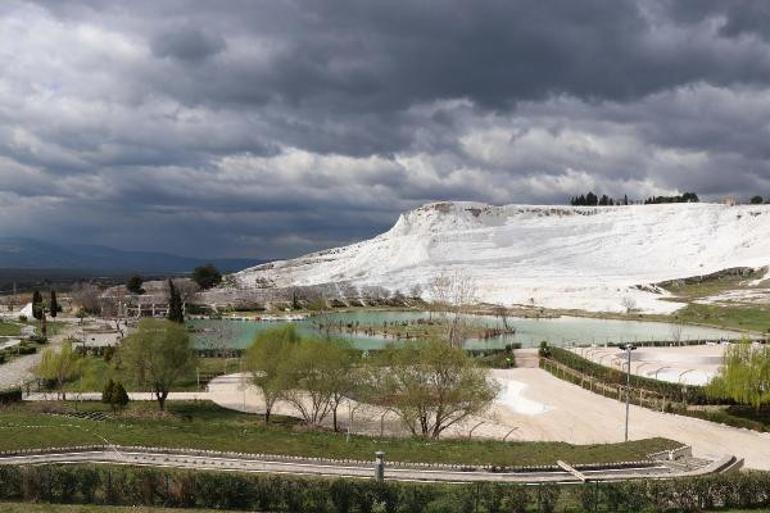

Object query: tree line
[35,320,498,437]
[244,325,497,438]
[569,191,701,206]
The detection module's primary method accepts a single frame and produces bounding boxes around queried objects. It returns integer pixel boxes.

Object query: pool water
[190,310,742,351]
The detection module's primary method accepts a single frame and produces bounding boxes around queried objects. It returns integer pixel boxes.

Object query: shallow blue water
[190,311,741,350]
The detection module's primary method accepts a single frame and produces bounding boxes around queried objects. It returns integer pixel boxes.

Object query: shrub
[0,388,22,404]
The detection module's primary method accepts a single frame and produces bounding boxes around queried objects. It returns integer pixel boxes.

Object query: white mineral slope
[232,202,770,314]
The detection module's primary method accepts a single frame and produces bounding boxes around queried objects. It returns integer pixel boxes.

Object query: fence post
[374,451,385,482]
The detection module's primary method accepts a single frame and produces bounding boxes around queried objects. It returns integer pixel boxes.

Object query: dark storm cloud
[2,0,770,260]
[150,26,226,62]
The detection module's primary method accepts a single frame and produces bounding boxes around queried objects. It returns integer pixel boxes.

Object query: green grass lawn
[0,321,21,336]
[0,400,678,467]
[672,303,770,333]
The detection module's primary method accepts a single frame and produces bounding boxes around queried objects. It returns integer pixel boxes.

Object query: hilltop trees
[644,192,699,204]
[570,191,701,205]
[119,319,195,410]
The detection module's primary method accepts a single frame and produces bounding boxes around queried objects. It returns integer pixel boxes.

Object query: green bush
[1,465,770,512]
[0,388,22,404]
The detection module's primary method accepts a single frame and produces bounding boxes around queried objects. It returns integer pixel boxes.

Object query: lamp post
[622,344,636,442]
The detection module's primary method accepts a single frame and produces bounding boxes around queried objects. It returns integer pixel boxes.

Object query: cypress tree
[31,290,44,320]
[111,382,130,410]
[49,290,60,318]
[102,379,115,404]
[167,279,184,323]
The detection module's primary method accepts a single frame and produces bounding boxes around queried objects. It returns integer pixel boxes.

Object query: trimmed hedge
[0,464,769,512]
[544,346,723,405]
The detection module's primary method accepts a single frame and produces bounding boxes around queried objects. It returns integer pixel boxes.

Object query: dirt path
[0,323,76,391]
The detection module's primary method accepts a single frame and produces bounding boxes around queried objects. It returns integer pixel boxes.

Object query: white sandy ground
[205,369,770,470]
[232,202,770,314]
[26,367,770,470]
[571,344,732,385]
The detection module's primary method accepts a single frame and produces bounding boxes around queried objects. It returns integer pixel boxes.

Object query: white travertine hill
[232,201,770,313]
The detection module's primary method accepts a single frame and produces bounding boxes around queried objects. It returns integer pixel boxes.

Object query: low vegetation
[1,464,770,513]
[242,325,499,438]
[0,401,676,466]
[0,506,232,513]
[673,303,770,333]
[0,321,22,336]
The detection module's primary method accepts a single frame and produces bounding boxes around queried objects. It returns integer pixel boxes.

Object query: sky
[2,1,770,260]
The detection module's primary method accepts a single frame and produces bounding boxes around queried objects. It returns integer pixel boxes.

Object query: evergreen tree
[31,290,44,320]
[167,279,184,323]
[49,290,60,318]
[750,195,764,204]
[102,379,115,404]
[586,192,598,206]
[623,194,629,205]
[191,264,222,290]
[111,382,130,410]
[126,275,145,295]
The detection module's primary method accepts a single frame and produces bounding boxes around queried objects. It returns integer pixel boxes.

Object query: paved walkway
[0,323,76,391]
[0,447,728,483]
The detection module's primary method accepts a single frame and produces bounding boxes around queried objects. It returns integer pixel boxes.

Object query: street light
[622,343,637,442]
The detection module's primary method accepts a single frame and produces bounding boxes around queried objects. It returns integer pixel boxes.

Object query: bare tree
[493,304,510,330]
[71,282,102,315]
[670,323,683,346]
[621,296,638,314]
[173,279,201,304]
[409,284,423,300]
[430,271,477,346]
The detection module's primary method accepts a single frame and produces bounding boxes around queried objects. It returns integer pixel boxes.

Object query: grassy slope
[0,321,21,336]
[0,401,678,466]
[672,303,770,333]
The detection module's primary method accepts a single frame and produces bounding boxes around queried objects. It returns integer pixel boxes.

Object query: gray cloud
[1,0,770,260]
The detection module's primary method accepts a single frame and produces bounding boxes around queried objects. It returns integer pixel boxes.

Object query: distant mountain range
[0,237,262,274]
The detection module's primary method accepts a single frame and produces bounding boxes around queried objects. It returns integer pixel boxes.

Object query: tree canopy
[243,325,301,424]
[127,275,145,295]
[49,290,60,318]
[31,290,44,320]
[167,279,184,323]
[118,318,195,410]
[34,342,82,400]
[368,339,499,438]
[708,341,770,411]
[192,264,222,290]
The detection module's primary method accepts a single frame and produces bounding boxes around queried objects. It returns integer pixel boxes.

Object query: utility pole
[623,344,636,442]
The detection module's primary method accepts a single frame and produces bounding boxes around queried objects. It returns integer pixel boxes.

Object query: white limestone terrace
[231,202,770,314]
